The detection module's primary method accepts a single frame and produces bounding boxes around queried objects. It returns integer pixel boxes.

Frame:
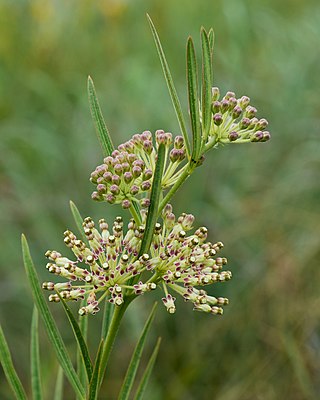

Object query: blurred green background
[1,0,320,399]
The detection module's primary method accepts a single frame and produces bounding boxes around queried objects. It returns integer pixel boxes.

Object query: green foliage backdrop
[1,0,319,399]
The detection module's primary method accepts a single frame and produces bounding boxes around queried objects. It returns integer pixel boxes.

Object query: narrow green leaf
[69,200,87,243]
[53,367,64,400]
[88,339,104,400]
[87,76,114,157]
[187,37,202,162]
[208,28,214,85]
[21,235,86,400]
[200,28,212,143]
[117,303,158,400]
[139,144,166,256]
[133,337,161,400]
[147,14,191,157]
[0,325,27,400]
[31,307,43,400]
[77,298,89,398]
[58,294,93,383]
[101,299,113,340]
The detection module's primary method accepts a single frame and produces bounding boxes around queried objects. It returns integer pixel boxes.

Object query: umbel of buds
[43,206,231,316]
[208,87,270,145]
[90,130,187,209]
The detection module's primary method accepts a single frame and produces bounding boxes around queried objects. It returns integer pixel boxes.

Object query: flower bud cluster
[208,87,270,145]
[90,130,187,209]
[43,207,231,316]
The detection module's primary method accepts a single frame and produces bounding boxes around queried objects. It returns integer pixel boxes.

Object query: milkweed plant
[0,15,270,400]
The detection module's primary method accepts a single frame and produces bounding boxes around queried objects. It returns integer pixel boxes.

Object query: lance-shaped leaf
[69,200,87,243]
[133,337,161,400]
[208,28,215,81]
[88,338,104,400]
[187,37,202,162]
[31,307,43,400]
[21,235,86,400]
[88,76,114,157]
[77,298,89,399]
[117,303,158,400]
[53,367,64,400]
[58,294,93,383]
[0,325,27,400]
[200,28,212,143]
[147,14,191,157]
[139,144,166,256]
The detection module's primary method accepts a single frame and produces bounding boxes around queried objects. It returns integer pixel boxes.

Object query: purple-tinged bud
[103,156,114,166]
[114,164,123,174]
[220,99,229,113]
[140,198,150,208]
[143,140,153,154]
[181,213,195,230]
[240,117,251,129]
[112,174,121,185]
[156,132,166,145]
[178,149,186,161]
[131,134,142,145]
[228,131,239,142]
[163,203,173,215]
[125,140,135,152]
[106,194,116,204]
[90,171,99,184]
[250,130,264,142]
[170,149,180,162]
[96,164,108,175]
[165,212,175,229]
[143,169,153,181]
[92,191,103,201]
[111,149,120,158]
[118,143,126,152]
[232,106,242,119]
[127,153,137,164]
[224,91,236,100]
[213,113,223,126]
[211,87,220,101]
[164,132,173,146]
[141,181,151,191]
[256,118,268,130]
[174,135,184,149]
[132,166,142,178]
[110,185,120,195]
[130,185,139,195]
[141,130,152,141]
[96,176,104,184]
[122,162,130,172]
[239,95,250,108]
[124,171,133,183]
[103,171,112,183]
[97,184,107,193]
[132,159,145,170]
[245,106,257,119]
[212,101,221,114]
[262,131,271,142]
[122,199,131,209]
[228,97,237,108]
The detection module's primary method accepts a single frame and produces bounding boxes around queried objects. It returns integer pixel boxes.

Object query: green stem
[129,204,142,226]
[97,299,132,389]
[158,163,196,215]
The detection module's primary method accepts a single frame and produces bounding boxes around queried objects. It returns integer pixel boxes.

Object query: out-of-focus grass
[1,0,320,399]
